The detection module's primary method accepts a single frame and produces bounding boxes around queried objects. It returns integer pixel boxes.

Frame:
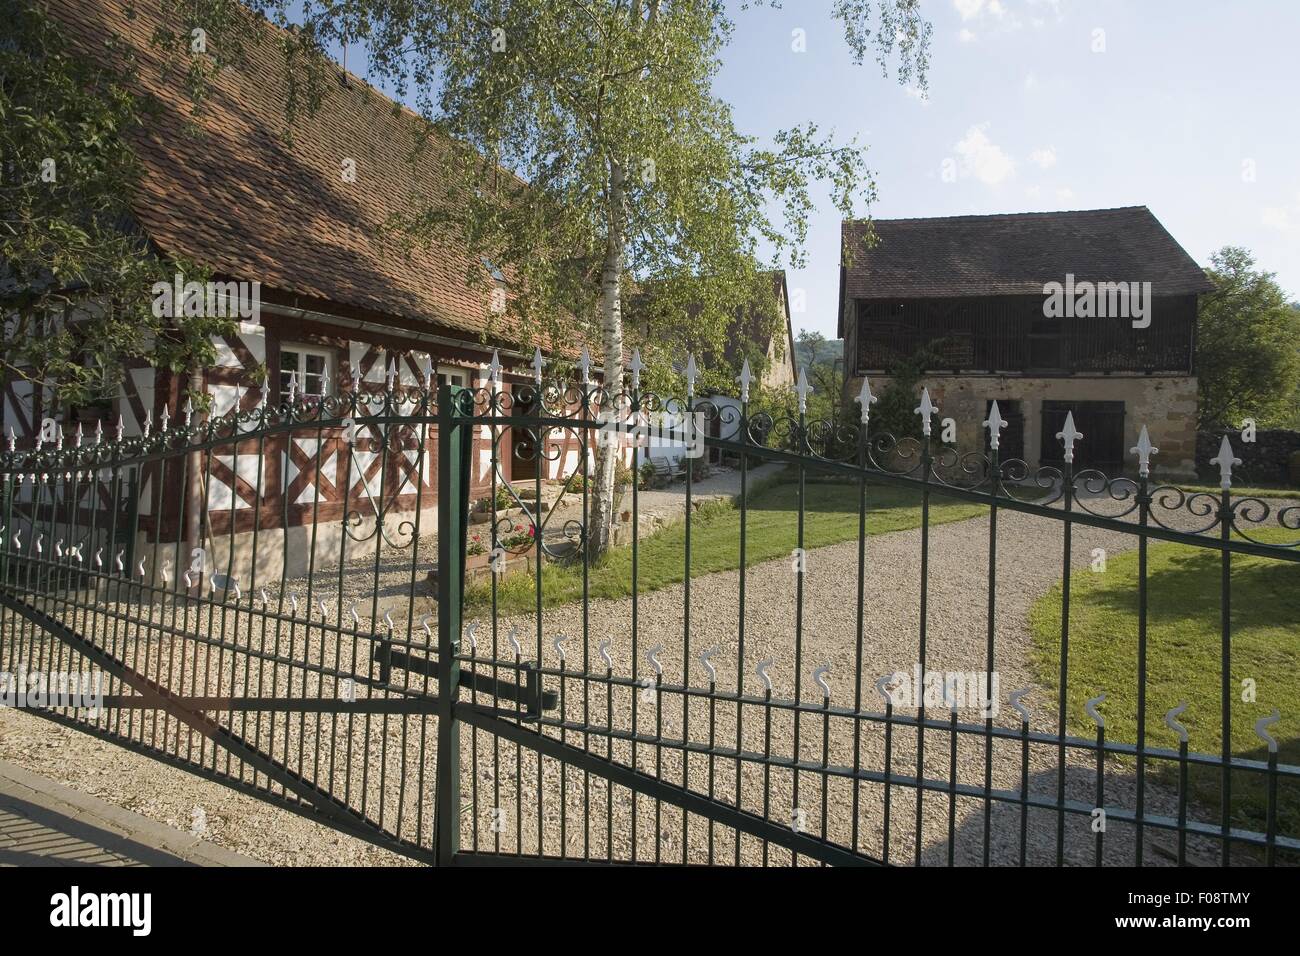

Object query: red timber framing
[192,311,587,540]
[2,306,592,547]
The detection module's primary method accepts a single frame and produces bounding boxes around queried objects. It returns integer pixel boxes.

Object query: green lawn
[1170,483,1299,500]
[1029,528,1300,853]
[466,477,985,613]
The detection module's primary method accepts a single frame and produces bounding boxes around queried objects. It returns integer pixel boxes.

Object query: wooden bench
[649,455,687,486]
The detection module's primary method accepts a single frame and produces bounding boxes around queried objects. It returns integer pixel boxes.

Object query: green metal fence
[1,362,1297,865]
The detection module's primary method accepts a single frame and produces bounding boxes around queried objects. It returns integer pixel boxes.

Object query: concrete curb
[0,758,263,867]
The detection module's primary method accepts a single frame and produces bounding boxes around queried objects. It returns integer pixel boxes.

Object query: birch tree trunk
[588,160,626,557]
[183,368,204,596]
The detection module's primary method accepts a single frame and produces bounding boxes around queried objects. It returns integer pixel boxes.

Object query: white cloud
[1024,72,1038,90]
[1025,185,1043,199]
[1029,146,1057,169]
[1262,206,1296,233]
[1261,191,1300,234]
[903,84,931,105]
[959,28,978,43]
[1056,187,1076,202]
[953,0,1023,37]
[954,124,1016,186]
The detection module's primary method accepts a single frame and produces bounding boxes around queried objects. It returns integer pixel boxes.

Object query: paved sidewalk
[0,759,262,867]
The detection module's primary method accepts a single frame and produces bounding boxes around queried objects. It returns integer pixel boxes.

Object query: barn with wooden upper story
[838,207,1215,478]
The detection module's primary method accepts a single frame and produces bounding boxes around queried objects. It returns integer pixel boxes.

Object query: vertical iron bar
[435,382,470,865]
[1135,472,1150,865]
[1056,456,1074,866]
[1219,485,1232,867]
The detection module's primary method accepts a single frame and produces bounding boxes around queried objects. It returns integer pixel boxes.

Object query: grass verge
[1029,528,1300,856]
[467,477,985,613]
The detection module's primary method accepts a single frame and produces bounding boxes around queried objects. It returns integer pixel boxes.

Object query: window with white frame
[436,365,470,389]
[280,344,334,402]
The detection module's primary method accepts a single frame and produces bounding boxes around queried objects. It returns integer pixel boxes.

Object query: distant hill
[794,334,842,370]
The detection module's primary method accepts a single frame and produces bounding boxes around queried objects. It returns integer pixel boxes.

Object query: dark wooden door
[511,389,539,481]
[1039,400,1126,474]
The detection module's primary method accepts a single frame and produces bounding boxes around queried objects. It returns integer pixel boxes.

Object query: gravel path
[2,489,1293,865]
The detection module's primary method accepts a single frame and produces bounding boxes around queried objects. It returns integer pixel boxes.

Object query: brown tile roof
[841,206,1215,303]
[44,0,552,349]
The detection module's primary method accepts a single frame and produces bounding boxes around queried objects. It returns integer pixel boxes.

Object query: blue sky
[713,0,1300,338]
[326,0,1299,340]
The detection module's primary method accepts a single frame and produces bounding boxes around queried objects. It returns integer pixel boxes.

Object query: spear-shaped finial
[94,420,103,446]
[423,354,434,389]
[287,371,299,403]
[488,349,501,387]
[737,358,753,404]
[1130,425,1158,478]
[794,366,813,414]
[984,400,1007,451]
[351,363,361,393]
[115,415,124,442]
[159,405,170,433]
[1057,411,1082,464]
[856,376,877,425]
[579,346,591,385]
[531,347,544,385]
[183,397,193,428]
[386,357,398,391]
[74,422,83,448]
[1210,434,1241,490]
[685,353,698,398]
[319,365,330,397]
[914,387,937,437]
[629,349,644,391]
[5,425,14,452]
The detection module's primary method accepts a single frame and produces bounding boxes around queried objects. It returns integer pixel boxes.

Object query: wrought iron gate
[1,363,1297,866]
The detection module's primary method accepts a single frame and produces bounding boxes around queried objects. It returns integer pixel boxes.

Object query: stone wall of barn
[843,372,1200,479]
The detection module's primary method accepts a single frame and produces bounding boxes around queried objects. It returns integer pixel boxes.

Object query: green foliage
[802,334,846,425]
[1196,247,1300,429]
[0,4,232,406]
[794,328,842,369]
[870,343,945,440]
[614,455,633,490]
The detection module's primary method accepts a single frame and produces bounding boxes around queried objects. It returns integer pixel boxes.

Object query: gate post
[435,384,473,865]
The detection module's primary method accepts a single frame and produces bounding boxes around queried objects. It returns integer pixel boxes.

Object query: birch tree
[181,0,932,554]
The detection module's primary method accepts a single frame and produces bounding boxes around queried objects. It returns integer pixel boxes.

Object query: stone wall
[843,373,1200,478]
[1195,428,1300,486]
